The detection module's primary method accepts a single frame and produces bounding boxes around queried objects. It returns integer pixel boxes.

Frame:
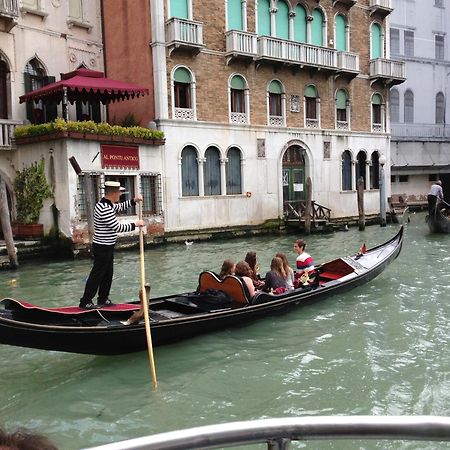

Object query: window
[204,147,221,196]
[391,175,396,183]
[141,174,162,215]
[173,67,194,120]
[372,93,383,131]
[294,4,307,43]
[268,80,284,125]
[305,85,319,128]
[335,15,347,51]
[77,174,100,220]
[429,174,438,182]
[170,0,189,19]
[341,150,352,191]
[257,0,271,36]
[336,89,348,129]
[227,0,243,30]
[390,89,400,123]
[390,28,400,56]
[230,74,248,123]
[0,60,8,119]
[370,152,380,189]
[436,92,445,124]
[226,147,242,194]
[69,0,84,21]
[181,146,199,196]
[311,9,324,46]
[105,176,136,215]
[76,100,101,123]
[435,35,445,60]
[399,175,409,182]
[404,31,414,57]
[356,151,367,189]
[371,23,382,59]
[404,90,414,123]
[275,0,289,40]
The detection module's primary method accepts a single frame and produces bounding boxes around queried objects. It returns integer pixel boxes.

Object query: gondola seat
[197,271,252,306]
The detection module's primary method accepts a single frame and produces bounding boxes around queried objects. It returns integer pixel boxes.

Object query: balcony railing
[369,58,406,85]
[174,107,194,120]
[391,123,450,139]
[369,0,393,17]
[0,119,22,148]
[337,51,359,73]
[166,17,204,53]
[269,115,284,126]
[336,120,349,130]
[0,0,18,17]
[305,118,319,129]
[230,112,248,124]
[225,30,258,59]
[372,122,384,133]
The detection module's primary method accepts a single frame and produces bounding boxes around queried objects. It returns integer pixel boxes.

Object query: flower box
[11,223,44,240]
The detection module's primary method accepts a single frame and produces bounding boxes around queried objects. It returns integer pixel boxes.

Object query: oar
[138,203,157,390]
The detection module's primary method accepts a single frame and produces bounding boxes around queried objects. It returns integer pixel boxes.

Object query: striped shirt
[296,252,314,273]
[92,198,136,246]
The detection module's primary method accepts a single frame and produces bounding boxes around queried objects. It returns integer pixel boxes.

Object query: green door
[371,23,381,58]
[282,146,306,204]
[170,0,188,19]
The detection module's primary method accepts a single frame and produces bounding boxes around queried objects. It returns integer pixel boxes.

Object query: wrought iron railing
[284,200,331,223]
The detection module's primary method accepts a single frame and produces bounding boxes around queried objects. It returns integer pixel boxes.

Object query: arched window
[230,74,248,123]
[335,14,347,51]
[404,90,414,123]
[311,9,324,46]
[0,60,8,119]
[204,146,221,196]
[173,67,194,120]
[372,93,383,131]
[226,147,242,194]
[24,58,56,124]
[336,89,348,129]
[275,0,289,40]
[181,146,199,196]
[227,0,243,30]
[370,152,380,189]
[371,23,382,59]
[390,89,399,123]
[356,151,367,189]
[341,150,352,191]
[170,0,189,19]
[294,4,307,43]
[304,85,319,128]
[257,0,271,36]
[436,92,445,124]
[268,80,284,125]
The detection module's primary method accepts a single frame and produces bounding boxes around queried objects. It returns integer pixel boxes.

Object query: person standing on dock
[427,180,444,214]
[79,181,144,309]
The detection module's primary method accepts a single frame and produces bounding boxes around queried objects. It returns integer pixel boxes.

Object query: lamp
[379,154,386,166]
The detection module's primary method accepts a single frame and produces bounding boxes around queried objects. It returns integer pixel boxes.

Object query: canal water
[0,212,449,450]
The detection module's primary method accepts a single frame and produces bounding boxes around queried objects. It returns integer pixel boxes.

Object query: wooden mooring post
[357,176,365,231]
[0,177,18,268]
[304,177,312,235]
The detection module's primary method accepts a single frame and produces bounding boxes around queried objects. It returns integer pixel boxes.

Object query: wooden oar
[138,203,157,389]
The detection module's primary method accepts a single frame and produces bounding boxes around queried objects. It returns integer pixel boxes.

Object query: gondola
[0,227,404,355]
[426,197,450,233]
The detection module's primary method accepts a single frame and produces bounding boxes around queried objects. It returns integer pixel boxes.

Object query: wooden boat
[0,227,404,355]
[426,197,450,233]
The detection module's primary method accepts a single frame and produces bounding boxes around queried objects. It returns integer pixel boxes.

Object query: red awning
[19,68,149,104]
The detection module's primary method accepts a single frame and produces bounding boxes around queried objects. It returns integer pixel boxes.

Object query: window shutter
[43,76,57,121]
[336,90,347,109]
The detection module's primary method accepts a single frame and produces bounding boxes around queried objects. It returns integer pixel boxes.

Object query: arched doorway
[282,144,306,204]
[0,60,8,119]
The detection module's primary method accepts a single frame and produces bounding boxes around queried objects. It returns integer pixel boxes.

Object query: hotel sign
[101,145,140,169]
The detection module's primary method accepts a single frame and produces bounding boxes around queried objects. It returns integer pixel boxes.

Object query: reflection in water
[1,214,449,450]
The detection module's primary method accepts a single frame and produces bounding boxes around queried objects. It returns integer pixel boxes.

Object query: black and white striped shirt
[92,197,136,246]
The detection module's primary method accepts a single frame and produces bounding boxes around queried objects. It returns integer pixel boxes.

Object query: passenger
[234,261,256,298]
[293,239,315,283]
[244,251,264,288]
[275,252,295,290]
[262,257,289,293]
[219,259,235,279]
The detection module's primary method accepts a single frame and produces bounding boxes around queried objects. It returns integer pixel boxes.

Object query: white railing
[337,51,359,72]
[305,118,319,129]
[230,112,247,124]
[391,123,450,139]
[85,416,450,450]
[174,107,194,120]
[269,115,284,126]
[372,123,384,132]
[370,58,406,79]
[0,119,21,147]
[166,17,203,47]
[370,0,392,8]
[337,120,349,130]
[0,0,18,16]
[225,30,258,56]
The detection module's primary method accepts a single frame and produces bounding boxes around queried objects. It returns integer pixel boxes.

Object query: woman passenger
[234,261,256,298]
[263,257,289,293]
[244,251,264,288]
[219,259,235,279]
[275,252,295,290]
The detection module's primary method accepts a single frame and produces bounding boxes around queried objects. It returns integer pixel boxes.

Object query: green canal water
[0,213,449,449]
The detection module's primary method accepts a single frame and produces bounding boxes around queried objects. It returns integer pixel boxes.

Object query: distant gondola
[0,227,404,356]
[426,198,450,233]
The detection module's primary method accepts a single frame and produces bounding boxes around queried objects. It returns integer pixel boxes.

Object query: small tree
[14,159,53,224]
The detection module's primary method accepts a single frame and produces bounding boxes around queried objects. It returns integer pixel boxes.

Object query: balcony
[230,112,248,124]
[332,0,356,9]
[336,51,359,76]
[369,58,406,86]
[269,115,284,126]
[174,107,195,120]
[0,0,18,32]
[166,17,204,55]
[369,0,393,18]
[391,123,450,140]
[225,30,258,62]
[0,119,22,149]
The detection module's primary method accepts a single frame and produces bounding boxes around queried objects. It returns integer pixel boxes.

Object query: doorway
[282,145,306,203]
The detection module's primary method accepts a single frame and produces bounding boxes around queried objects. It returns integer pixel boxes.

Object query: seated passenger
[244,251,265,289]
[219,259,235,279]
[234,261,256,298]
[275,252,295,290]
[293,239,315,285]
[263,257,289,293]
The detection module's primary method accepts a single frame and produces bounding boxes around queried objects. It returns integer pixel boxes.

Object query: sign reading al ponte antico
[101,145,140,169]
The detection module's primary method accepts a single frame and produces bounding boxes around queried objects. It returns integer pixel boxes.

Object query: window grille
[141,174,162,215]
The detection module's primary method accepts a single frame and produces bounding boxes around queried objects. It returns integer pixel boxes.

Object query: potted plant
[13,159,53,239]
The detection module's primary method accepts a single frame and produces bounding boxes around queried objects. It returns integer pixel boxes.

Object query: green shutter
[294,5,307,43]
[258,0,271,36]
[275,0,289,40]
[305,85,317,98]
[336,90,347,109]
[269,80,282,94]
[170,0,188,19]
[227,0,243,30]
[231,75,245,90]
[371,23,381,58]
[174,67,191,83]
[311,9,323,46]
[335,14,346,51]
[372,93,382,105]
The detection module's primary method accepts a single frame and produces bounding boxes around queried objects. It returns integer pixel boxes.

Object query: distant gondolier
[79,181,144,309]
[427,180,444,215]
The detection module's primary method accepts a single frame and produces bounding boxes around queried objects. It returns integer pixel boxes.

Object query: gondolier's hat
[104,181,126,191]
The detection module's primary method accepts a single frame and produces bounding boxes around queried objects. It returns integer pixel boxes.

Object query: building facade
[103,0,405,234]
[389,0,450,202]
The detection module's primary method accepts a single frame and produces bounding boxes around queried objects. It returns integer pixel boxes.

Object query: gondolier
[427,180,444,215]
[79,181,144,309]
